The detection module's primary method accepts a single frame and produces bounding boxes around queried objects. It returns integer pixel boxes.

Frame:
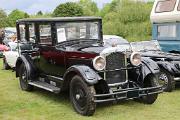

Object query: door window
[19,24,26,41]
[29,24,36,43]
[39,24,52,45]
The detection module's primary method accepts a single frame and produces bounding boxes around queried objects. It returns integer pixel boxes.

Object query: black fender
[157,61,180,75]
[63,65,102,86]
[15,54,38,80]
[141,57,160,80]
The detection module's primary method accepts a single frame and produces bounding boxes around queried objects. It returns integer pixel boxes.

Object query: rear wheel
[159,69,175,92]
[139,75,158,104]
[19,63,33,91]
[70,75,96,116]
[3,56,10,70]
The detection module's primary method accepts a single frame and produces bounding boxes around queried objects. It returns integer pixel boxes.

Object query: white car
[3,42,19,69]
[103,35,129,47]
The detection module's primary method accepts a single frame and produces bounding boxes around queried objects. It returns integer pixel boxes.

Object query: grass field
[0,59,180,120]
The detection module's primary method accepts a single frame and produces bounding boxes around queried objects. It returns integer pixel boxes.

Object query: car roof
[17,17,102,23]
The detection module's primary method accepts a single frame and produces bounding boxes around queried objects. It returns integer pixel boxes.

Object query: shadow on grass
[31,87,143,111]
[175,82,180,90]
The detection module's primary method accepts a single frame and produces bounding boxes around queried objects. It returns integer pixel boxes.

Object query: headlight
[93,56,106,71]
[130,52,141,66]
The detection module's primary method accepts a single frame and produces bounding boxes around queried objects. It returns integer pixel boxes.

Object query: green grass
[0,59,180,120]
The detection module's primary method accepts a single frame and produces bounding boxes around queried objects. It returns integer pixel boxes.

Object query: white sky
[0,0,111,14]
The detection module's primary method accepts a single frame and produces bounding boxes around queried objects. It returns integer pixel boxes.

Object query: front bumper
[94,86,163,103]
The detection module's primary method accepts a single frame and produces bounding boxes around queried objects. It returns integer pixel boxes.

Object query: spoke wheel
[70,75,96,116]
[19,64,33,91]
[159,69,175,92]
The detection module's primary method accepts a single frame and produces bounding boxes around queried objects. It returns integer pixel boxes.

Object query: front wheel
[159,69,175,92]
[139,75,158,104]
[19,63,33,91]
[70,75,96,116]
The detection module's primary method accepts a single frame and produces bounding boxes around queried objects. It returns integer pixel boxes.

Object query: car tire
[19,63,33,91]
[70,75,96,116]
[159,69,175,92]
[3,56,10,70]
[138,75,158,104]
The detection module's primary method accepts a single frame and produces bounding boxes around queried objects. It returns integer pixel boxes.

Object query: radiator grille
[105,52,127,84]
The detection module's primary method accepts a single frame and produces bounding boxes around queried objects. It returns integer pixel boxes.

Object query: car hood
[140,51,180,60]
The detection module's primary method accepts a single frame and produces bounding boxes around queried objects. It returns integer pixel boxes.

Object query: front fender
[15,54,37,79]
[157,61,180,75]
[141,57,160,79]
[64,65,102,85]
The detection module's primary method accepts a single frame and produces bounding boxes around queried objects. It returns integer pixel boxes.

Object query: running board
[29,81,60,93]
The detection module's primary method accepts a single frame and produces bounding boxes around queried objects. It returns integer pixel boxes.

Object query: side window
[19,24,25,41]
[157,25,176,38]
[29,24,36,43]
[39,24,52,45]
[155,0,176,13]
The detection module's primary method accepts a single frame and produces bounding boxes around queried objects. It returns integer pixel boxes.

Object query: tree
[79,0,99,16]
[8,9,29,26]
[102,0,153,41]
[37,11,43,16]
[0,9,8,28]
[53,2,83,17]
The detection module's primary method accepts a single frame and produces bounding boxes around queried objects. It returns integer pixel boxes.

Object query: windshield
[56,22,100,43]
[130,41,161,52]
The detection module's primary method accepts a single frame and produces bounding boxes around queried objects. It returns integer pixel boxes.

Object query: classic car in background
[131,40,180,92]
[3,42,19,69]
[15,17,162,116]
[3,27,17,45]
[103,35,180,92]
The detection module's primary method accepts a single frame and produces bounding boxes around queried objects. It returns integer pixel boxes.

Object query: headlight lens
[130,52,141,66]
[93,56,106,71]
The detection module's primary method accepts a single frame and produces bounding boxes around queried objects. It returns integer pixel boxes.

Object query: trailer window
[158,25,176,38]
[155,0,176,13]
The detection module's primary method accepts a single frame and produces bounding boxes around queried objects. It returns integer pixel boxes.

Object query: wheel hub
[76,94,81,100]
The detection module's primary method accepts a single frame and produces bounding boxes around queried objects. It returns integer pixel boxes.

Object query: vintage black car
[15,17,162,116]
[131,40,180,92]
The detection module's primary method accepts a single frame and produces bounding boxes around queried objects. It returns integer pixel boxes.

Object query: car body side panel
[63,65,102,85]
[4,51,19,67]
[16,54,38,79]
[141,57,160,79]
[157,61,180,75]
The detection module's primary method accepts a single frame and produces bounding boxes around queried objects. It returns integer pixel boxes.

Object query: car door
[38,23,66,77]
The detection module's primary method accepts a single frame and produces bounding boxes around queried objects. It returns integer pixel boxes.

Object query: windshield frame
[55,20,102,44]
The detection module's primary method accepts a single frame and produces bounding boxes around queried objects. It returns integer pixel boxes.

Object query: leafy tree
[53,2,83,17]
[8,9,30,26]
[0,9,7,28]
[79,0,99,16]
[37,11,43,16]
[102,0,153,41]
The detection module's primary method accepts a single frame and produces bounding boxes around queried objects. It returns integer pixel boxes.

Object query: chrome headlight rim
[93,56,106,71]
[130,52,141,66]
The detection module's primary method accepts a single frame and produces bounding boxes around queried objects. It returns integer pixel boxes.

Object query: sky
[0,0,112,14]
